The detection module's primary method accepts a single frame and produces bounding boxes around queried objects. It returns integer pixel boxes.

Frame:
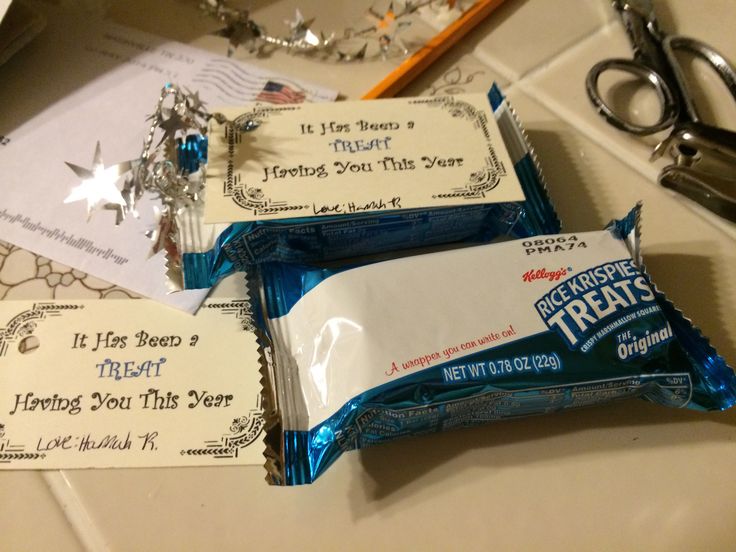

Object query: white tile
[654,0,736,60]
[398,41,509,98]
[56,401,736,551]
[465,0,613,81]
[523,23,671,178]
[0,472,83,551]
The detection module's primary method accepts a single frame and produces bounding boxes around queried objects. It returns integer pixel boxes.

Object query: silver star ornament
[216,11,262,56]
[285,9,320,48]
[64,142,133,219]
[185,88,207,113]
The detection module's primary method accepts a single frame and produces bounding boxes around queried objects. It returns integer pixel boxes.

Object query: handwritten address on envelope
[204,93,524,223]
[0,300,264,469]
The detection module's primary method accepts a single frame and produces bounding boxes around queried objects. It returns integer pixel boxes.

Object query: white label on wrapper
[270,230,650,429]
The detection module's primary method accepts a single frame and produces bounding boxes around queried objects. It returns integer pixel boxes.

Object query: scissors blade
[612,0,654,20]
[615,0,666,59]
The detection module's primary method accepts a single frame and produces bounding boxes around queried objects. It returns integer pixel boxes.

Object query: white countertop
[1,1,735,550]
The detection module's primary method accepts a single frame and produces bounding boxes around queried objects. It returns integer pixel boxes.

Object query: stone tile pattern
[0,240,138,301]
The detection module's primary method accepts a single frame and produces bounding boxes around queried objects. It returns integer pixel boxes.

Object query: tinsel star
[120,156,155,220]
[146,205,184,291]
[285,9,320,48]
[64,142,132,218]
[216,11,262,56]
[373,4,411,58]
[185,88,206,113]
[337,42,367,61]
[374,3,397,28]
[402,1,422,14]
[119,175,138,222]
[157,111,188,146]
[145,206,178,258]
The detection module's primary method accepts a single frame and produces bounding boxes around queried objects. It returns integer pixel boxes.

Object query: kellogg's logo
[522,267,568,283]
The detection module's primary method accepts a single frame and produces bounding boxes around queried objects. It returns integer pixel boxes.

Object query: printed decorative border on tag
[205,93,525,223]
[0,299,264,469]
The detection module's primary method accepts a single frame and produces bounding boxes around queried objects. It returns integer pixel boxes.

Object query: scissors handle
[662,36,736,123]
[586,0,682,135]
[586,58,678,135]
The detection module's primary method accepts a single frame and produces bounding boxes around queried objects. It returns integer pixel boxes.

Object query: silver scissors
[585,0,736,222]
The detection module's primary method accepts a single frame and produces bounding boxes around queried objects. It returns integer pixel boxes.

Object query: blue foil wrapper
[177,134,208,174]
[181,85,560,289]
[252,205,736,485]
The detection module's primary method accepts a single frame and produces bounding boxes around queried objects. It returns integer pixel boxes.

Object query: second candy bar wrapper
[181,85,560,289]
[251,205,736,485]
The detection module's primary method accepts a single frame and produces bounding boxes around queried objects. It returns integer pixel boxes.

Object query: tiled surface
[451,0,614,80]
[0,471,83,551]
[524,16,736,188]
[47,398,736,551]
[524,23,670,177]
[399,36,509,97]
[2,1,736,550]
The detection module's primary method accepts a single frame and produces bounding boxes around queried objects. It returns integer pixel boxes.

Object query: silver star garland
[200,0,450,60]
[369,3,413,59]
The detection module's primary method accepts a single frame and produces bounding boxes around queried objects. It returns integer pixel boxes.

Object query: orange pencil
[362,0,507,99]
